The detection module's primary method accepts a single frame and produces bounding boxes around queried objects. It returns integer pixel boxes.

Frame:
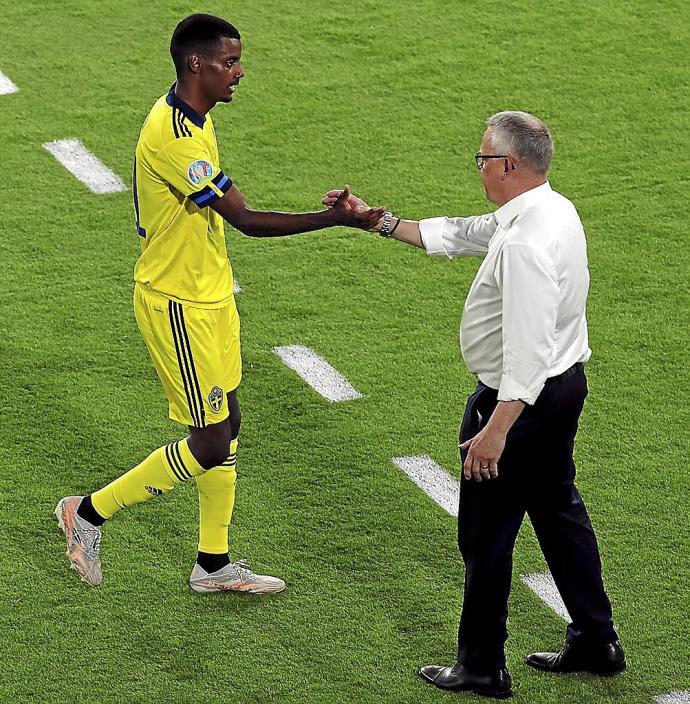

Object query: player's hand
[322,188,372,211]
[459,426,506,482]
[324,186,385,230]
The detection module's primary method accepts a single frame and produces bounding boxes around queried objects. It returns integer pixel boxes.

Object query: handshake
[321,185,386,232]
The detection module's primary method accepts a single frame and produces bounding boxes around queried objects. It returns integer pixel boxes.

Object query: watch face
[380,212,394,237]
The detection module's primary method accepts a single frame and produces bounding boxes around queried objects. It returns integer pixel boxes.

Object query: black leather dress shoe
[526,639,626,676]
[418,663,513,698]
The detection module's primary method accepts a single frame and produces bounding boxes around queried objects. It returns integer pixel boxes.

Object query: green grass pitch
[0,1,688,702]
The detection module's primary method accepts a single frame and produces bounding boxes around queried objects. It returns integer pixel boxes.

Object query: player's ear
[187,53,202,75]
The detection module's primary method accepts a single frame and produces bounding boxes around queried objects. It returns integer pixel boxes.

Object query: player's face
[202,37,244,104]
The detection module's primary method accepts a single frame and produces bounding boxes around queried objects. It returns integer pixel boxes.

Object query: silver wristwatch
[379,211,394,237]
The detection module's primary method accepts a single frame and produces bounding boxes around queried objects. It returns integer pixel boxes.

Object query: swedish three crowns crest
[208,385,224,413]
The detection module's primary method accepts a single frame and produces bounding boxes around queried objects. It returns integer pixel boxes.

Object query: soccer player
[55,14,383,593]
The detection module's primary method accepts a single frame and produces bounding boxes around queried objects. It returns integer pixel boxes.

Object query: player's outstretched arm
[322,189,424,248]
[212,183,384,237]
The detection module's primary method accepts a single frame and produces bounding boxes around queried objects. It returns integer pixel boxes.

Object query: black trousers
[456,365,618,671]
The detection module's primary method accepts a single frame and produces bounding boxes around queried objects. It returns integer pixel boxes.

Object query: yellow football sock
[92,438,204,519]
[196,437,238,554]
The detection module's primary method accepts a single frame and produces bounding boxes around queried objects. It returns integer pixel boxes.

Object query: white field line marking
[233,280,242,294]
[272,345,362,402]
[655,691,690,704]
[43,139,126,194]
[0,70,19,95]
[392,455,459,517]
[520,571,570,621]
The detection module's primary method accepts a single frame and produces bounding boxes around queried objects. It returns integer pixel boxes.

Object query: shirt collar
[494,181,551,228]
[166,83,206,128]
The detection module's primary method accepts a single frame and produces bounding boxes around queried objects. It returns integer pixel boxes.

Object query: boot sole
[419,670,513,698]
[190,581,286,595]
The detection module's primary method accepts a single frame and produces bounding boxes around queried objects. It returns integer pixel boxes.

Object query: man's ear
[187,53,202,75]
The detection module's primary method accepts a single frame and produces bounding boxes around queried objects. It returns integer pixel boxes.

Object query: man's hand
[459,426,506,482]
[322,188,371,210]
[323,186,385,230]
[459,400,525,482]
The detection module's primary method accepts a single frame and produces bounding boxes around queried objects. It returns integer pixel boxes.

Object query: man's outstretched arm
[380,219,425,248]
[322,189,497,256]
[213,184,384,237]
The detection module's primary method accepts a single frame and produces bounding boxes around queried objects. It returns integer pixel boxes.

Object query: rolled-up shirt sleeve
[419,214,498,258]
[495,242,559,405]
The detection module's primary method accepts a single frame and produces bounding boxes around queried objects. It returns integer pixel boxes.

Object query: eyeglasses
[474,153,510,171]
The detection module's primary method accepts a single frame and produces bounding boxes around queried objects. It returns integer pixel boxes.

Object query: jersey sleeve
[154,137,233,208]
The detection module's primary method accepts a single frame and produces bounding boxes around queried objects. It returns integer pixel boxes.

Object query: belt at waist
[476,362,584,395]
[544,362,584,386]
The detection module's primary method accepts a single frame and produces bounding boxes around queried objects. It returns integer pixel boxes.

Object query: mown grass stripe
[273,345,362,402]
[42,139,126,194]
[392,455,459,517]
[519,571,570,621]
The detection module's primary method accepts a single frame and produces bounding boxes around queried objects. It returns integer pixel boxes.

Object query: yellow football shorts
[133,284,242,428]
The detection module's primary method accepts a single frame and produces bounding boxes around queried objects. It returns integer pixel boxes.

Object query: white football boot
[190,559,285,594]
[54,496,103,587]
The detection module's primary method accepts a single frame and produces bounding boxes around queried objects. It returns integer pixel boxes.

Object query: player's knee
[205,432,232,467]
[189,422,232,469]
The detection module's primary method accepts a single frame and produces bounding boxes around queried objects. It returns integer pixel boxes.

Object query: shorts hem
[169,407,230,428]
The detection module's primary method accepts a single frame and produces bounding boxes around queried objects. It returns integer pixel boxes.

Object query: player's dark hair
[170,14,241,76]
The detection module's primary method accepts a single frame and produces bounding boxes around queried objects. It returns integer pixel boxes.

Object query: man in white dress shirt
[324,111,625,698]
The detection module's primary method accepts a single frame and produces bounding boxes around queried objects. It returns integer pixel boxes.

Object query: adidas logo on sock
[145,485,163,496]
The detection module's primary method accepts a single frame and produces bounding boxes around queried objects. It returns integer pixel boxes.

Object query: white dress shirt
[419,182,591,405]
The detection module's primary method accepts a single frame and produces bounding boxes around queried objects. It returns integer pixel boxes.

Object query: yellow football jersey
[133,85,234,308]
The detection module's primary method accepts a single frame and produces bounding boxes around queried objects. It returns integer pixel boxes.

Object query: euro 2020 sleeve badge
[188,159,214,185]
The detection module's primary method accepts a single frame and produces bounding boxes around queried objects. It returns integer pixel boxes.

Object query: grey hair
[487,111,553,175]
